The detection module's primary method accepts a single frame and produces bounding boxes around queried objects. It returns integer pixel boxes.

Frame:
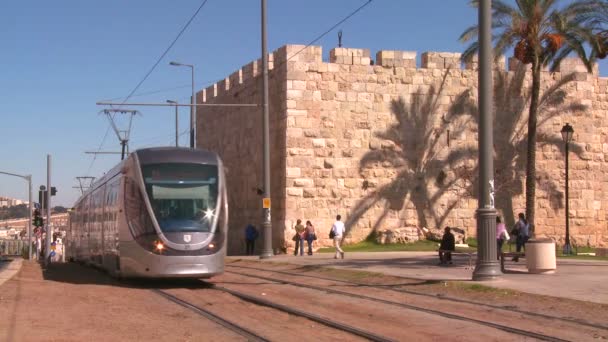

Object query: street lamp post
[259,0,273,259]
[166,100,179,147]
[169,61,195,148]
[472,0,501,281]
[561,123,574,255]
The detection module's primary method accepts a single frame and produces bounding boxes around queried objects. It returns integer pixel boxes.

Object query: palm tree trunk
[525,62,541,236]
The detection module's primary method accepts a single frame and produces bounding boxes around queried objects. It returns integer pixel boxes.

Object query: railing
[0,239,28,257]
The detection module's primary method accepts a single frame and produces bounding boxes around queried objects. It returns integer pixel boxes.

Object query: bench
[500,252,525,272]
[438,250,475,269]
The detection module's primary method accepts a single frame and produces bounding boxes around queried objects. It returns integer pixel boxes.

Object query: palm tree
[452,65,586,227]
[459,0,602,233]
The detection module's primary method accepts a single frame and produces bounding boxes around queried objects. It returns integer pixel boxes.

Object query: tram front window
[142,163,219,233]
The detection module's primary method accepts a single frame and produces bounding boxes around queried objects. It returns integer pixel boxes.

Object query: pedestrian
[496,216,509,260]
[244,224,258,256]
[294,219,305,256]
[331,215,345,259]
[513,212,530,262]
[305,220,316,255]
[438,226,455,265]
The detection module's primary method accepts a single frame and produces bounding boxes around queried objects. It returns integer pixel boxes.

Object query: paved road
[232,251,608,304]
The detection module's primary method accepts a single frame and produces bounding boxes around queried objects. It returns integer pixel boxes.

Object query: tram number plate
[184,245,191,250]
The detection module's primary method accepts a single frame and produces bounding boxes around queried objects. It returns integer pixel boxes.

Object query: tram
[67,147,227,278]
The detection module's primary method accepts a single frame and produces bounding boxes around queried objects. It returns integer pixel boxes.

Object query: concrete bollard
[526,239,557,274]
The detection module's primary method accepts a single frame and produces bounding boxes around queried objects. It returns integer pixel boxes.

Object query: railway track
[153,288,269,342]
[224,265,603,342]
[226,263,608,331]
[153,285,395,342]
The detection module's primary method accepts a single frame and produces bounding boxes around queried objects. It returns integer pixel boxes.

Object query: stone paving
[230,251,608,305]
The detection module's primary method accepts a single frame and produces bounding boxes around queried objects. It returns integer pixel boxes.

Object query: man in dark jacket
[439,226,455,265]
[245,224,258,255]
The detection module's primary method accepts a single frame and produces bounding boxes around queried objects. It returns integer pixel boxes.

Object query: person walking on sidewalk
[496,216,509,260]
[513,212,530,262]
[305,220,316,255]
[331,215,345,259]
[438,226,455,265]
[244,224,258,256]
[294,219,306,256]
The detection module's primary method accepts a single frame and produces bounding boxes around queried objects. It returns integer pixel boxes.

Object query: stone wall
[198,44,608,254]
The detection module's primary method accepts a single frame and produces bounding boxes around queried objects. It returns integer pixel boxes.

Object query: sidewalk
[230,251,608,304]
[0,258,23,287]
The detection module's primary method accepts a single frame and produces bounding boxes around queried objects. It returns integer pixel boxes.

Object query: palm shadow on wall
[345,66,586,238]
[451,66,586,227]
[346,70,476,237]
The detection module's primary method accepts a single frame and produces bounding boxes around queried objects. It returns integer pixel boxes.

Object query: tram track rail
[152,289,269,342]
[227,263,608,332]
[153,285,395,342]
[224,266,581,342]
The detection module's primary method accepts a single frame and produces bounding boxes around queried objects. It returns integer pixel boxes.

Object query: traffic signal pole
[27,176,32,260]
[45,154,52,267]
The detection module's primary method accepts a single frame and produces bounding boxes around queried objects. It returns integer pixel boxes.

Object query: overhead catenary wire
[87,0,372,178]
[284,0,373,62]
[86,0,211,177]
[198,0,374,95]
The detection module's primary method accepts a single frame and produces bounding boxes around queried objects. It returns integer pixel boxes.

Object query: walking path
[2,252,606,304]
[0,258,23,287]
[230,251,608,304]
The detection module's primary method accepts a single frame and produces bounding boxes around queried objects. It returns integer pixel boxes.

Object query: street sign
[263,198,271,209]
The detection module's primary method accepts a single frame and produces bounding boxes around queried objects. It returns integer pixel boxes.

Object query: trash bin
[525,239,556,274]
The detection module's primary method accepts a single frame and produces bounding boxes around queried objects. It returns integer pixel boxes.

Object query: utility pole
[101,109,139,160]
[45,154,52,267]
[472,0,501,280]
[259,0,273,259]
[74,176,95,195]
[166,100,179,147]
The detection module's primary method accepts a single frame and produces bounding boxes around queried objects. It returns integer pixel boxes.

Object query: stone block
[294,178,314,188]
[286,168,301,178]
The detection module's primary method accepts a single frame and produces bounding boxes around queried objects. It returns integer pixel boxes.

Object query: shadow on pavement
[41,261,210,289]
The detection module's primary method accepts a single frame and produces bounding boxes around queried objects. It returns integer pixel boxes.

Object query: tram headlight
[155,241,164,251]
[208,243,215,249]
[204,208,214,220]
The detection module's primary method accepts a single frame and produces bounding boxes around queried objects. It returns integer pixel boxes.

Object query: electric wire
[285,0,373,62]
[100,84,191,102]
[86,0,211,178]
[200,0,374,94]
[87,0,372,178]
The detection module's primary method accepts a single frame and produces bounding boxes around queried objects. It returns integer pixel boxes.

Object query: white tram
[67,147,228,278]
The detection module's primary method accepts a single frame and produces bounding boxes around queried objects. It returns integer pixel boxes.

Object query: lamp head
[561,123,574,143]
[169,61,181,66]
[166,100,177,104]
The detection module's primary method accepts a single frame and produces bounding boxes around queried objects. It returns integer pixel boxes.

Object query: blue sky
[0,0,603,206]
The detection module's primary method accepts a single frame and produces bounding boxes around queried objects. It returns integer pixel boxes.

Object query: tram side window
[124,177,155,238]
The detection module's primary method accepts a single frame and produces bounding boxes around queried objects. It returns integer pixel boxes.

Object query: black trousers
[246,240,255,255]
[439,251,452,263]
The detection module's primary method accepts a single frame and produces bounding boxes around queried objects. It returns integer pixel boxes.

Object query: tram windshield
[142,163,219,233]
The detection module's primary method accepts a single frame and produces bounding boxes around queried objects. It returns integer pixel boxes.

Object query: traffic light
[32,209,44,227]
[51,187,57,196]
[38,189,48,210]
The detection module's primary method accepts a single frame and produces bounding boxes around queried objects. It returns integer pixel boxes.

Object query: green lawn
[317,239,476,253]
[317,239,608,260]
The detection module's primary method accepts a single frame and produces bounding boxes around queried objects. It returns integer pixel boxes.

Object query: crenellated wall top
[199,44,601,101]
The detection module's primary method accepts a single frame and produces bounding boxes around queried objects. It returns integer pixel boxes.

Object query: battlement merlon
[197,44,602,101]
